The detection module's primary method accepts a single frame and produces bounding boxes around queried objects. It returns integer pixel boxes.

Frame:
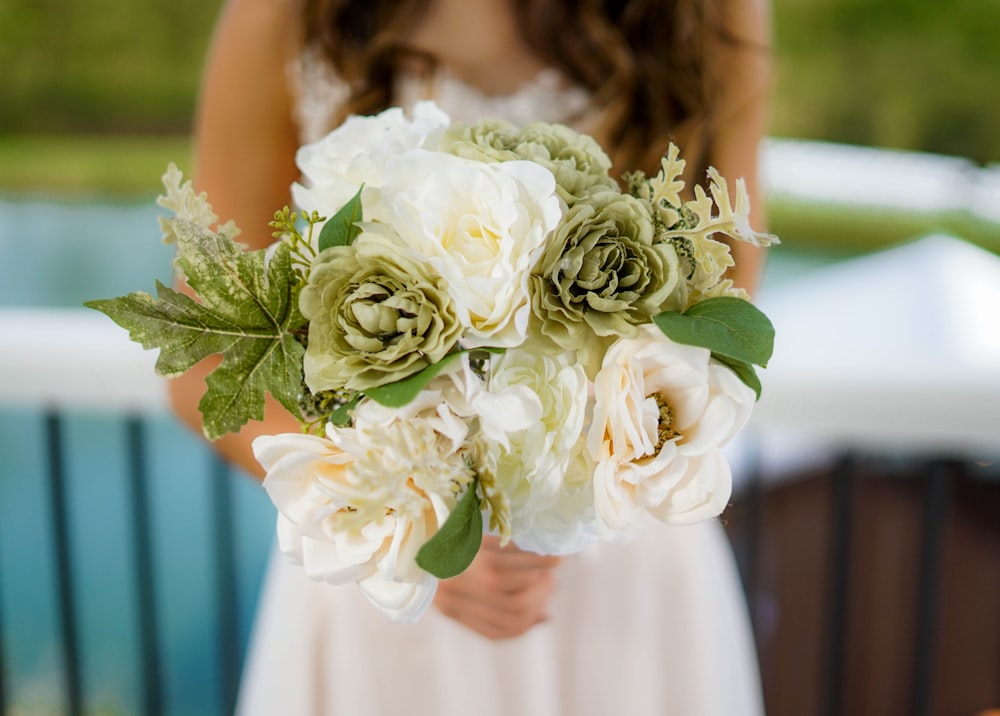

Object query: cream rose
[586,324,755,541]
[375,150,563,348]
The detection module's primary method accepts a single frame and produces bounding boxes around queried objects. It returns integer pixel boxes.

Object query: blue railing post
[211,455,241,716]
[45,411,83,715]
[126,416,164,716]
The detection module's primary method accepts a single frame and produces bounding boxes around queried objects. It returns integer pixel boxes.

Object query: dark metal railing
[45,411,83,716]
[3,406,992,715]
[24,410,247,716]
[212,455,242,716]
[823,453,856,716]
[909,460,955,716]
[730,453,1000,716]
[126,416,164,716]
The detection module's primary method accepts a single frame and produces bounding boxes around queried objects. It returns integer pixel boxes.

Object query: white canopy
[752,234,1000,457]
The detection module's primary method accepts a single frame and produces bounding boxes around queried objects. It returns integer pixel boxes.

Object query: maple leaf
[86,219,307,440]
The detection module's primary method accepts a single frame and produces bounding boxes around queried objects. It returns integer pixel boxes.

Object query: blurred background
[0,0,998,714]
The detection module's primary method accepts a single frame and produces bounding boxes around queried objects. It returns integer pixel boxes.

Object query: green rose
[515,122,617,200]
[442,120,617,201]
[441,119,523,163]
[299,229,462,392]
[530,190,681,350]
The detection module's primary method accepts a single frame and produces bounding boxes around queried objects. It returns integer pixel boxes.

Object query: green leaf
[712,354,763,400]
[85,219,307,440]
[416,479,483,579]
[329,395,360,427]
[652,296,774,367]
[317,186,364,252]
[364,347,505,408]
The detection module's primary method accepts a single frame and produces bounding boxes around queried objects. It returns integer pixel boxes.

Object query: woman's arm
[168,0,305,478]
[192,0,303,249]
[707,0,773,294]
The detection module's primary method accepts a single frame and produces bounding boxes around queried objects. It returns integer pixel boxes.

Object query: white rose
[586,324,755,542]
[377,150,563,348]
[291,101,450,225]
[486,349,596,554]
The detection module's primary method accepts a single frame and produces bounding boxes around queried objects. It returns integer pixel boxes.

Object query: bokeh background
[1,1,998,714]
[3,0,999,194]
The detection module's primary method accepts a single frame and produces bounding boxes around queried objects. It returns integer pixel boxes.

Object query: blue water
[0,197,276,715]
[0,198,177,308]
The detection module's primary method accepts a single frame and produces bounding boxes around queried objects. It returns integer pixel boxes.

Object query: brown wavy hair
[300,0,732,174]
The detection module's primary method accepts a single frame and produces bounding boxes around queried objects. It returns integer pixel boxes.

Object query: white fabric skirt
[236,518,764,715]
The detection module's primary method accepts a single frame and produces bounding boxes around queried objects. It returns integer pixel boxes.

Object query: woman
[174,0,771,712]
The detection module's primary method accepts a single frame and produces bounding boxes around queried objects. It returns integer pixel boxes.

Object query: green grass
[0,134,192,200]
[767,197,1000,255]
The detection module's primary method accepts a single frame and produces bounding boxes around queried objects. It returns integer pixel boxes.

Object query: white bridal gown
[236,59,765,716]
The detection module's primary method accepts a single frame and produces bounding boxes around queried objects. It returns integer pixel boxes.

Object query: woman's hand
[433,536,561,640]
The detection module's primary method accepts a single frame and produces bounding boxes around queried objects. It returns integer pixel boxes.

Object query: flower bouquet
[87,101,775,622]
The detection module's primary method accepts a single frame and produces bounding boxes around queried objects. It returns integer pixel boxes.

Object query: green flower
[530,190,681,350]
[515,122,617,200]
[441,119,523,163]
[442,120,617,201]
[299,228,462,392]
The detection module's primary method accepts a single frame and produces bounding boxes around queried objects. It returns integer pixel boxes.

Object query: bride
[173,0,772,712]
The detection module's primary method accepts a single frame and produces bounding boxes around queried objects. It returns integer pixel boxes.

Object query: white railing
[3,238,998,460]
[753,232,1000,459]
[0,307,166,412]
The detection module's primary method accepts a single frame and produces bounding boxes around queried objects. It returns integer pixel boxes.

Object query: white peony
[522,436,600,554]
[355,352,542,447]
[253,402,476,622]
[376,150,563,348]
[485,349,596,554]
[291,101,450,228]
[586,324,755,542]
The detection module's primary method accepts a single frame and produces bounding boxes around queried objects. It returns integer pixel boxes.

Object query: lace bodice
[292,50,593,144]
